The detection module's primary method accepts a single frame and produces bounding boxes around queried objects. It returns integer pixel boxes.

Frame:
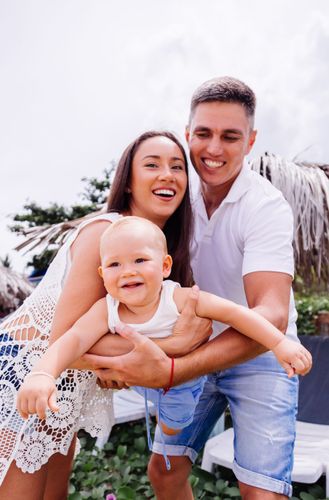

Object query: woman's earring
[125,188,132,193]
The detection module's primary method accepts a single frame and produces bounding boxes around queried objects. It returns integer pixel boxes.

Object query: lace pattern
[0,214,119,482]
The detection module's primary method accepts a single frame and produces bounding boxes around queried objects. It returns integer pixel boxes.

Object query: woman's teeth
[153,189,175,197]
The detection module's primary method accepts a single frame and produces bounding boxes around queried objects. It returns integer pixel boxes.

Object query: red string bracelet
[163,358,174,395]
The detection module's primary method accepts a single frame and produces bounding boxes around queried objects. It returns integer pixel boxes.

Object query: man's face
[186,101,257,189]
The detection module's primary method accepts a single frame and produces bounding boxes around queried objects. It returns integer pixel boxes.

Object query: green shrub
[70,420,329,499]
[295,294,329,335]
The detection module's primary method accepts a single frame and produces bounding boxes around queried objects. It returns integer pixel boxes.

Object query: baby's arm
[174,288,312,377]
[17,298,109,419]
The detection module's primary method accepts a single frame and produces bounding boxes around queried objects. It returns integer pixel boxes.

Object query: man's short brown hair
[190,76,256,126]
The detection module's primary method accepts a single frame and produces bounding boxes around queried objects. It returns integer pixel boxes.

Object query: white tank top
[106,280,180,339]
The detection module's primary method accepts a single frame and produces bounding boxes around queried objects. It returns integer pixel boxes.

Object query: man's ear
[185,125,190,143]
[98,266,103,278]
[163,255,173,278]
[247,129,257,153]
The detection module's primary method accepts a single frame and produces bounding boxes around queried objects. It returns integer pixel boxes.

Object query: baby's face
[99,225,172,308]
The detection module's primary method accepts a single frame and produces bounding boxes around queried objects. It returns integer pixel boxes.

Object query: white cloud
[1,0,328,271]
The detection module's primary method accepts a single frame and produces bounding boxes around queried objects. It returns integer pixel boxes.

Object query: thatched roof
[12,154,329,288]
[250,154,329,287]
[0,265,33,317]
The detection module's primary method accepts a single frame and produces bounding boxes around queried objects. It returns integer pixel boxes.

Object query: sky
[1,0,329,272]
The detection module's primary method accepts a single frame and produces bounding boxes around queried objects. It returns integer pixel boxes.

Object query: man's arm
[86,271,292,387]
[173,271,293,382]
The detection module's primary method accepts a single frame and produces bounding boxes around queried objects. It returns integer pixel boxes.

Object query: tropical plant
[70,420,329,499]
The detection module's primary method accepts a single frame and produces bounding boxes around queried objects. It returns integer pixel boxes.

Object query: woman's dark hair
[107,131,193,286]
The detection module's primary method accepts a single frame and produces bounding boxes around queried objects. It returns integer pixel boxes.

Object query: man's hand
[83,323,172,388]
[165,285,212,356]
[96,378,129,389]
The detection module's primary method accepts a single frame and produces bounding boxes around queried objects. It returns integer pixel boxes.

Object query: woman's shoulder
[71,213,121,255]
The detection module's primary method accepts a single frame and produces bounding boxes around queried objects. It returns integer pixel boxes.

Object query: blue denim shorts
[152,352,298,497]
[133,377,206,429]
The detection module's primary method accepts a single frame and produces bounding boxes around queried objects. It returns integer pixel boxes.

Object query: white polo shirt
[191,161,298,340]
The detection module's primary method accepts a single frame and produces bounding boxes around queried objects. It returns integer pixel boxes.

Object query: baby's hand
[17,374,59,420]
[272,338,312,377]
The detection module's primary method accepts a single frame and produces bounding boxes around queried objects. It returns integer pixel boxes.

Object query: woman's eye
[172,164,184,171]
[135,258,146,264]
[145,163,158,168]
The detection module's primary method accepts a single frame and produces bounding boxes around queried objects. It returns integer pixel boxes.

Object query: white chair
[201,421,329,496]
[95,389,155,448]
[201,336,329,496]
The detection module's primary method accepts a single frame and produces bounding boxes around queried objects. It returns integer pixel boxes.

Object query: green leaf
[215,479,228,492]
[134,436,146,453]
[117,485,135,499]
[307,484,325,498]
[204,481,217,493]
[300,492,316,500]
[223,486,241,497]
[68,493,81,500]
[117,444,127,458]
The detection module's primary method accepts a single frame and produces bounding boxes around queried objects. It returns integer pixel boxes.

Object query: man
[90,77,301,499]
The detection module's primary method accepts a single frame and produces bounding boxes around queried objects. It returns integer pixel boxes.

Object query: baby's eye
[109,262,119,268]
[135,258,147,264]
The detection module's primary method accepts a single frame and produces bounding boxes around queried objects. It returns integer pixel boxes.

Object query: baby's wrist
[271,338,286,354]
[25,371,56,384]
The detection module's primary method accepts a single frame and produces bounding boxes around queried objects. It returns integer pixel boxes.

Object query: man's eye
[135,258,146,263]
[224,136,239,142]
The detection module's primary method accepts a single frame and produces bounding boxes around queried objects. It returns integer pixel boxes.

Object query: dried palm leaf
[0,265,33,314]
[251,154,329,287]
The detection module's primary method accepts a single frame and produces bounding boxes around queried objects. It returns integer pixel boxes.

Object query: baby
[17,216,312,466]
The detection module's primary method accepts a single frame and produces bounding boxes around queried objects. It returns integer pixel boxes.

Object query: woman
[0,131,204,499]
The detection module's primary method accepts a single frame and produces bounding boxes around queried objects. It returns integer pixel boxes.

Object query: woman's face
[128,136,188,228]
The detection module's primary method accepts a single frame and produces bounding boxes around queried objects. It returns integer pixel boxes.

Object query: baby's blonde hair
[100,216,168,256]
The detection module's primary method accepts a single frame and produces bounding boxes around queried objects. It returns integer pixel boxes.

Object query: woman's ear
[162,255,173,278]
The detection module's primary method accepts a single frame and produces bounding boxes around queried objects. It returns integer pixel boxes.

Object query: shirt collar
[192,159,253,210]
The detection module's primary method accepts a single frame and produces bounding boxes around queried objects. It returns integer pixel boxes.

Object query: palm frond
[0,265,33,315]
[251,154,329,287]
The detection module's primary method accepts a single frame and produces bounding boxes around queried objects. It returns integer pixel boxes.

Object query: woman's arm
[34,299,109,377]
[49,220,111,345]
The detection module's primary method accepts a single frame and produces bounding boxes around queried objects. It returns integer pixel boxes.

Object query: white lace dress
[0,213,120,484]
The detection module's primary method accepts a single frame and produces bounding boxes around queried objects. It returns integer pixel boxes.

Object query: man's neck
[201,175,237,218]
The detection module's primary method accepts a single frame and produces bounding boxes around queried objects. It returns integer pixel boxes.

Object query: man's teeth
[204,160,225,169]
[153,189,175,197]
